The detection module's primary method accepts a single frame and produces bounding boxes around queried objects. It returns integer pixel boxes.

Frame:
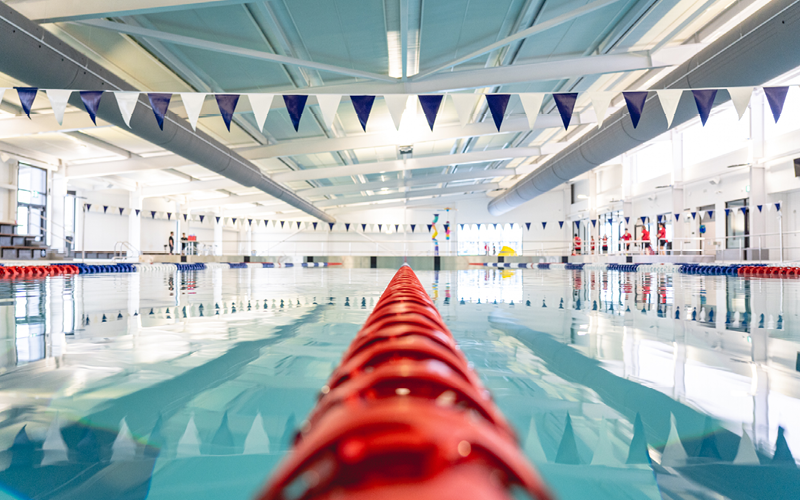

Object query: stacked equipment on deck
[256,265,552,500]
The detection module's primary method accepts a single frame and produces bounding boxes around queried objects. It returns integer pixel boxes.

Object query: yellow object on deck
[498,246,517,257]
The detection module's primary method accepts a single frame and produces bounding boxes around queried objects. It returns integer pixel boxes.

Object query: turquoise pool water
[0,267,798,499]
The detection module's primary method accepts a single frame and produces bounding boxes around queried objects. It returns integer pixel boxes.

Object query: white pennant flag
[587,92,614,128]
[450,93,480,128]
[114,92,140,128]
[657,89,683,128]
[316,95,341,129]
[46,89,72,126]
[728,87,753,120]
[247,94,274,132]
[180,93,207,131]
[518,93,545,129]
[384,94,409,130]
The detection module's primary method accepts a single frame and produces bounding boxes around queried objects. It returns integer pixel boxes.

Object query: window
[17,164,47,237]
[457,223,523,256]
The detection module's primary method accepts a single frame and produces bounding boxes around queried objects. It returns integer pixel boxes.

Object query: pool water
[0,267,798,500]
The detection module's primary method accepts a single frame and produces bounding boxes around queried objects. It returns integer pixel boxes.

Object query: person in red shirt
[573,234,582,255]
[641,226,651,254]
[602,234,608,253]
[621,229,632,252]
[658,224,667,255]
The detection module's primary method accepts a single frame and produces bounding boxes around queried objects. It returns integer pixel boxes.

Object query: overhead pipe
[0,4,335,223]
[489,0,800,215]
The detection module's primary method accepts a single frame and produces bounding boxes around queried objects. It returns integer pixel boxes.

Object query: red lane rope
[256,265,553,500]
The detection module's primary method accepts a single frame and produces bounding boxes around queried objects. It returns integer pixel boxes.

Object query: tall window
[17,164,47,237]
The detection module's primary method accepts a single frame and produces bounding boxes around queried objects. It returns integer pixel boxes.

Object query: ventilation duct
[0,5,334,223]
[489,0,800,215]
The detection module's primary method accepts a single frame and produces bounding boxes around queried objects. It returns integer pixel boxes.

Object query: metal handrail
[113,241,140,261]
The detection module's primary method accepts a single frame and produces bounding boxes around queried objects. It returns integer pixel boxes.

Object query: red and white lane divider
[256,265,553,500]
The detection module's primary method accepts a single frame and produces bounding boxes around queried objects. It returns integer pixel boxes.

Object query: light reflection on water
[0,268,797,500]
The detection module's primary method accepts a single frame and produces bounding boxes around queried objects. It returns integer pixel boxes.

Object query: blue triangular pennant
[296,221,301,229]
[657,214,662,222]
[361,223,367,231]
[151,211,157,219]
[102,205,108,213]
[328,222,335,230]
[350,95,375,132]
[626,413,651,464]
[216,216,220,223]
[148,93,172,130]
[775,203,781,211]
[707,210,713,219]
[418,95,444,130]
[772,427,796,465]
[410,224,416,232]
[232,217,238,225]
[485,94,510,131]
[691,212,697,219]
[740,206,747,214]
[80,91,104,125]
[558,221,564,228]
[674,213,680,221]
[248,219,252,226]
[640,216,647,224]
[135,209,140,216]
[624,217,630,224]
[623,91,648,128]
[591,219,597,227]
[725,208,731,217]
[280,221,285,228]
[167,212,172,220]
[215,94,240,132]
[574,221,580,229]
[119,207,125,215]
[764,87,789,123]
[313,222,318,230]
[525,222,531,230]
[183,213,188,221]
[378,224,382,231]
[395,224,400,232]
[555,414,581,465]
[427,224,433,232]
[345,223,351,231]
[283,95,308,131]
[15,87,38,118]
[263,219,268,226]
[541,222,547,229]
[553,93,578,130]
[692,89,717,126]
[199,215,204,222]
[757,205,762,212]
[460,224,465,230]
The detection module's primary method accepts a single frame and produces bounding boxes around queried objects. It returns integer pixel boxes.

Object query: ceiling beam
[64,155,193,178]
[314,183,499,208]
[184,193,288,210]
[326,192,490,214]
[62,131,132,159]
[281,49,698,95]
[78,19,395,82]
[414,0,623,79]
[142,178,241,197]
[9,0,253,23]
[242,115,581,160]
[0,111,108,138]
[296,168,516,197]
[273,148,537,183]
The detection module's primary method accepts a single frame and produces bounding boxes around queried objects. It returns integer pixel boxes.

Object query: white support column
[213,212,223,256]
[50,169,67,252]
[128,187,142,256]
[670,131,685,255]
[750,90,767,260]
[174,200,182,254]
[589,170,598,257]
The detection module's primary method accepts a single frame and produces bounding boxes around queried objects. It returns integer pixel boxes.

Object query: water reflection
[0,268,797,500]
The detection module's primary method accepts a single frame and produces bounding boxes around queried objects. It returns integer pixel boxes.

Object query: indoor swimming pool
[0,266,798,500]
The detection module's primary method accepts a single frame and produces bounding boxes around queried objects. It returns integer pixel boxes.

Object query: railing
[113,241,140,261]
